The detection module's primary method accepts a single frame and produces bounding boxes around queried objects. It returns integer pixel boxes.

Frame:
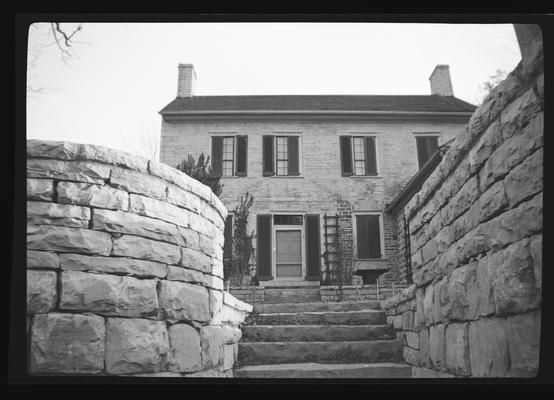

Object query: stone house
[159,64,476,288]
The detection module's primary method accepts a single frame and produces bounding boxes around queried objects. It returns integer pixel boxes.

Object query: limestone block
[112,234,181,265]
[60,253,167,278]
[445,322,470,376]
[403,346,419,366]
[505,148,543,207]
[433,277,450,323]
[476,180,509,223]
[405,331,419,349]
[208,289,223,323]
[448,262,478,320]
[223,344,235,370]
[500,88,543,140]
[178,227,201,251]
[105,317,169,375]
[148,159,195,194]
[412,367,439,378]
[445,176,479,224]
[469,317,509,377]
[93,208,182,246]
[414,288,425,329]
[188,212,219,239]
[490,238,540,316]
[200,326,225,369]
[158,280,210,323]
[57,181,129,211]
[180,247,212,274]
[129,194,189,228]
[421,239,438,266]
[110,166,167,201]
[423,284,434,326]
[473,256,496,318]
[167,323,202,373]
[468,119,502,175]
[401,311,414,331]
[506,311,541,377]
[167,265,206,285]
[27,250,59,269]
[30,313,105,374]
[60,271,158,317]
[419,328,431,368]
[27,201,91,228]
[27,159,110,184]
[27,178,54,201]
[27,270,57,313]
[166,183,201,213]
[27,225,112,256]
[429,323,446,371]
[199,233,219,259]
[529,234,542,297]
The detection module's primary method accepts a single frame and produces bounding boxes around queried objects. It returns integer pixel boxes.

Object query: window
[415,135,439,169]
[340,135,378,176]
[211,135,248,177]
[262,135,300,176]
[355,214,383,259]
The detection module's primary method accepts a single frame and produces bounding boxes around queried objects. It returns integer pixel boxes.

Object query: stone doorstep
[234,362,412,378]
[256,310,386,326]
[253,300,381,314]
[242,324,394,342]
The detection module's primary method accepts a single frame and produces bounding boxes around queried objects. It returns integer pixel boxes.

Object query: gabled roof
[159,95,476,115]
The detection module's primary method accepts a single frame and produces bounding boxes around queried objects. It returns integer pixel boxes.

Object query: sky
[26,22,521,158]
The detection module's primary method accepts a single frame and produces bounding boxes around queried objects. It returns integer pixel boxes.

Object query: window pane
[277,160,288,175]
[353,137,366,175]
[222,160,233,176]
[355,161,365,176]
[274,215,303,225]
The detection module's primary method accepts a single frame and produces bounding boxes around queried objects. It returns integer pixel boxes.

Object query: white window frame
[343,133,380,177]
[352,211,385,260]
[208,133,239,178]
[270,133,303,177]
[413,132,441,169]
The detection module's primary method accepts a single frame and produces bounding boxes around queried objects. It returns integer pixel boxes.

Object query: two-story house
[159,64,475,288]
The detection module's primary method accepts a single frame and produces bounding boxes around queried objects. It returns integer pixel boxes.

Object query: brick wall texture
[382,26,543,378]
[26,139,252,377]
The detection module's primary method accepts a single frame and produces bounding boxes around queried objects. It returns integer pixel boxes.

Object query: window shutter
[257,214,272,280]
[416,137,428,169]
[211,136,223,176]
[288,136,300,176]
[364,137,378,176]
[428,136,439,156]
[223,215,233,276]
[262,135,275,176]
[367,215,382,258]
[305,214,321,281]
[235,135,248,176]
[356,215,370,259]
[340,136,353,176]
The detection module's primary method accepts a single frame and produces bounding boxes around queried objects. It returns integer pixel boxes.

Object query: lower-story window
[354,214,383,259]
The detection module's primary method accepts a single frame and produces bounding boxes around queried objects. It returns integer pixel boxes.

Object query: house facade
[159,64,475,288]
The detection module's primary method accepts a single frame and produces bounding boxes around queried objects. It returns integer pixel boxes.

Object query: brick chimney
[429,65,454,96]
[177,64,196,97]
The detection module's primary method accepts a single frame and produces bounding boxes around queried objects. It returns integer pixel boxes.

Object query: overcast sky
[26,22,521,158]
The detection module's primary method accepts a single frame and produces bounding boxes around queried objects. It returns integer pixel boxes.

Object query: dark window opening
[274,215,303,225]
[416,135,439,169]
[356,214,382,259]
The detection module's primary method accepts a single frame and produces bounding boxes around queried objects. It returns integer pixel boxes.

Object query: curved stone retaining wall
[26,139,252,377]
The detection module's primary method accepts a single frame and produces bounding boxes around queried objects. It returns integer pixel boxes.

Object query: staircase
[234,292,412,378]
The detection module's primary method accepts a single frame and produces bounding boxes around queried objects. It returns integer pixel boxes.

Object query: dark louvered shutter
[288,136,300,176]
[416,136,439,169]
[305,214,321,281]
[211,136,223,176]
[428,136,439,157]
[257,215,272,280]
[356,215,382,259]
[223,215,233,276]
[364,137,378,176]
[263,136,275,176]
[340,136,353,176]
[235,135,248,176]
[367,215,382,258]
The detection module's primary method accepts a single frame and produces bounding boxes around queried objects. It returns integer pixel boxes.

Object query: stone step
[242,324,394,342]
[254,300,380,314]
[237,340,404,365]
[256,310,386,325]
[263,295,321,304]
[234,362,412,378]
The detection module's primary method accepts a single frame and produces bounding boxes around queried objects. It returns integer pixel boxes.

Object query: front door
[275,230,303,278]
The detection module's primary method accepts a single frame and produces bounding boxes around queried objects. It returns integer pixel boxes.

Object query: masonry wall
[26,140,252,377]
[161,118,468,283]
[382,26,543,378]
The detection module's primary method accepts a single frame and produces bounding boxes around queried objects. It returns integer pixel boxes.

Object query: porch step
[256,310,386,325]
[264,288,321,304]
[242,324,394,342]
[253,300,380,314]
[237,340,404,365]
[234,362,412,379]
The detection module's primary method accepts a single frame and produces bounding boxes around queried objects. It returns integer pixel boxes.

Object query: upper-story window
[211,135,248,177]
[263,135,301,177]
[340,135,378,176]
[415,134,439,169]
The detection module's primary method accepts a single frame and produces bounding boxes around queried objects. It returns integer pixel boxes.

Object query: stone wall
[26,140,252,377]
[382,25,543,378]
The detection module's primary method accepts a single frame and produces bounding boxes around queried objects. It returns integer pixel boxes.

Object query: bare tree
[473,69,508,105]
[128,123,161,161]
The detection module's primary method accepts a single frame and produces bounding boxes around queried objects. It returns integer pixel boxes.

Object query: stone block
[421,239,438,265]
[178,227,201,251]
[423,284,434,326]
[27,270,57,313]
[27,250,59,269]
[27,178,54,201]
[412,367,439,378]
[500,87,543,140]
[448,262,478,321]
[59,253,167,278]
[57,181,129,211]
[166,183,201,213]
[505,148,543,207]
[27,225,112,256]
[445,322,470,376]
[506,311,541,377]
[167,323,202,373]
[419,327,431,368]
[112,234,181,265]
[110,166,167,201]
[60,270,158,317]
[27,201,90,228]
[129,194,189,228]
[403,346,419,366]
[414,288,425,329]
[529,234,542,297]
[158,280,210,323]
[93,208,182,246]
[476,180,509,223]
[30,313,105,374]
[433,277,450,323]
[105,317,169,375]
[208,289,223,323]
[27,159,110,184]
[429,323,446,371]
[468,119,502,175]
[200,326,225,369]
[223,344,235,370]
[180,247,213,274]
[401,311,414,331]
[469,317,509,377]
[405,331,419,349]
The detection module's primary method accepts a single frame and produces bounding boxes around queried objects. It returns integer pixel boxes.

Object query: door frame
[272,223,306,280]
